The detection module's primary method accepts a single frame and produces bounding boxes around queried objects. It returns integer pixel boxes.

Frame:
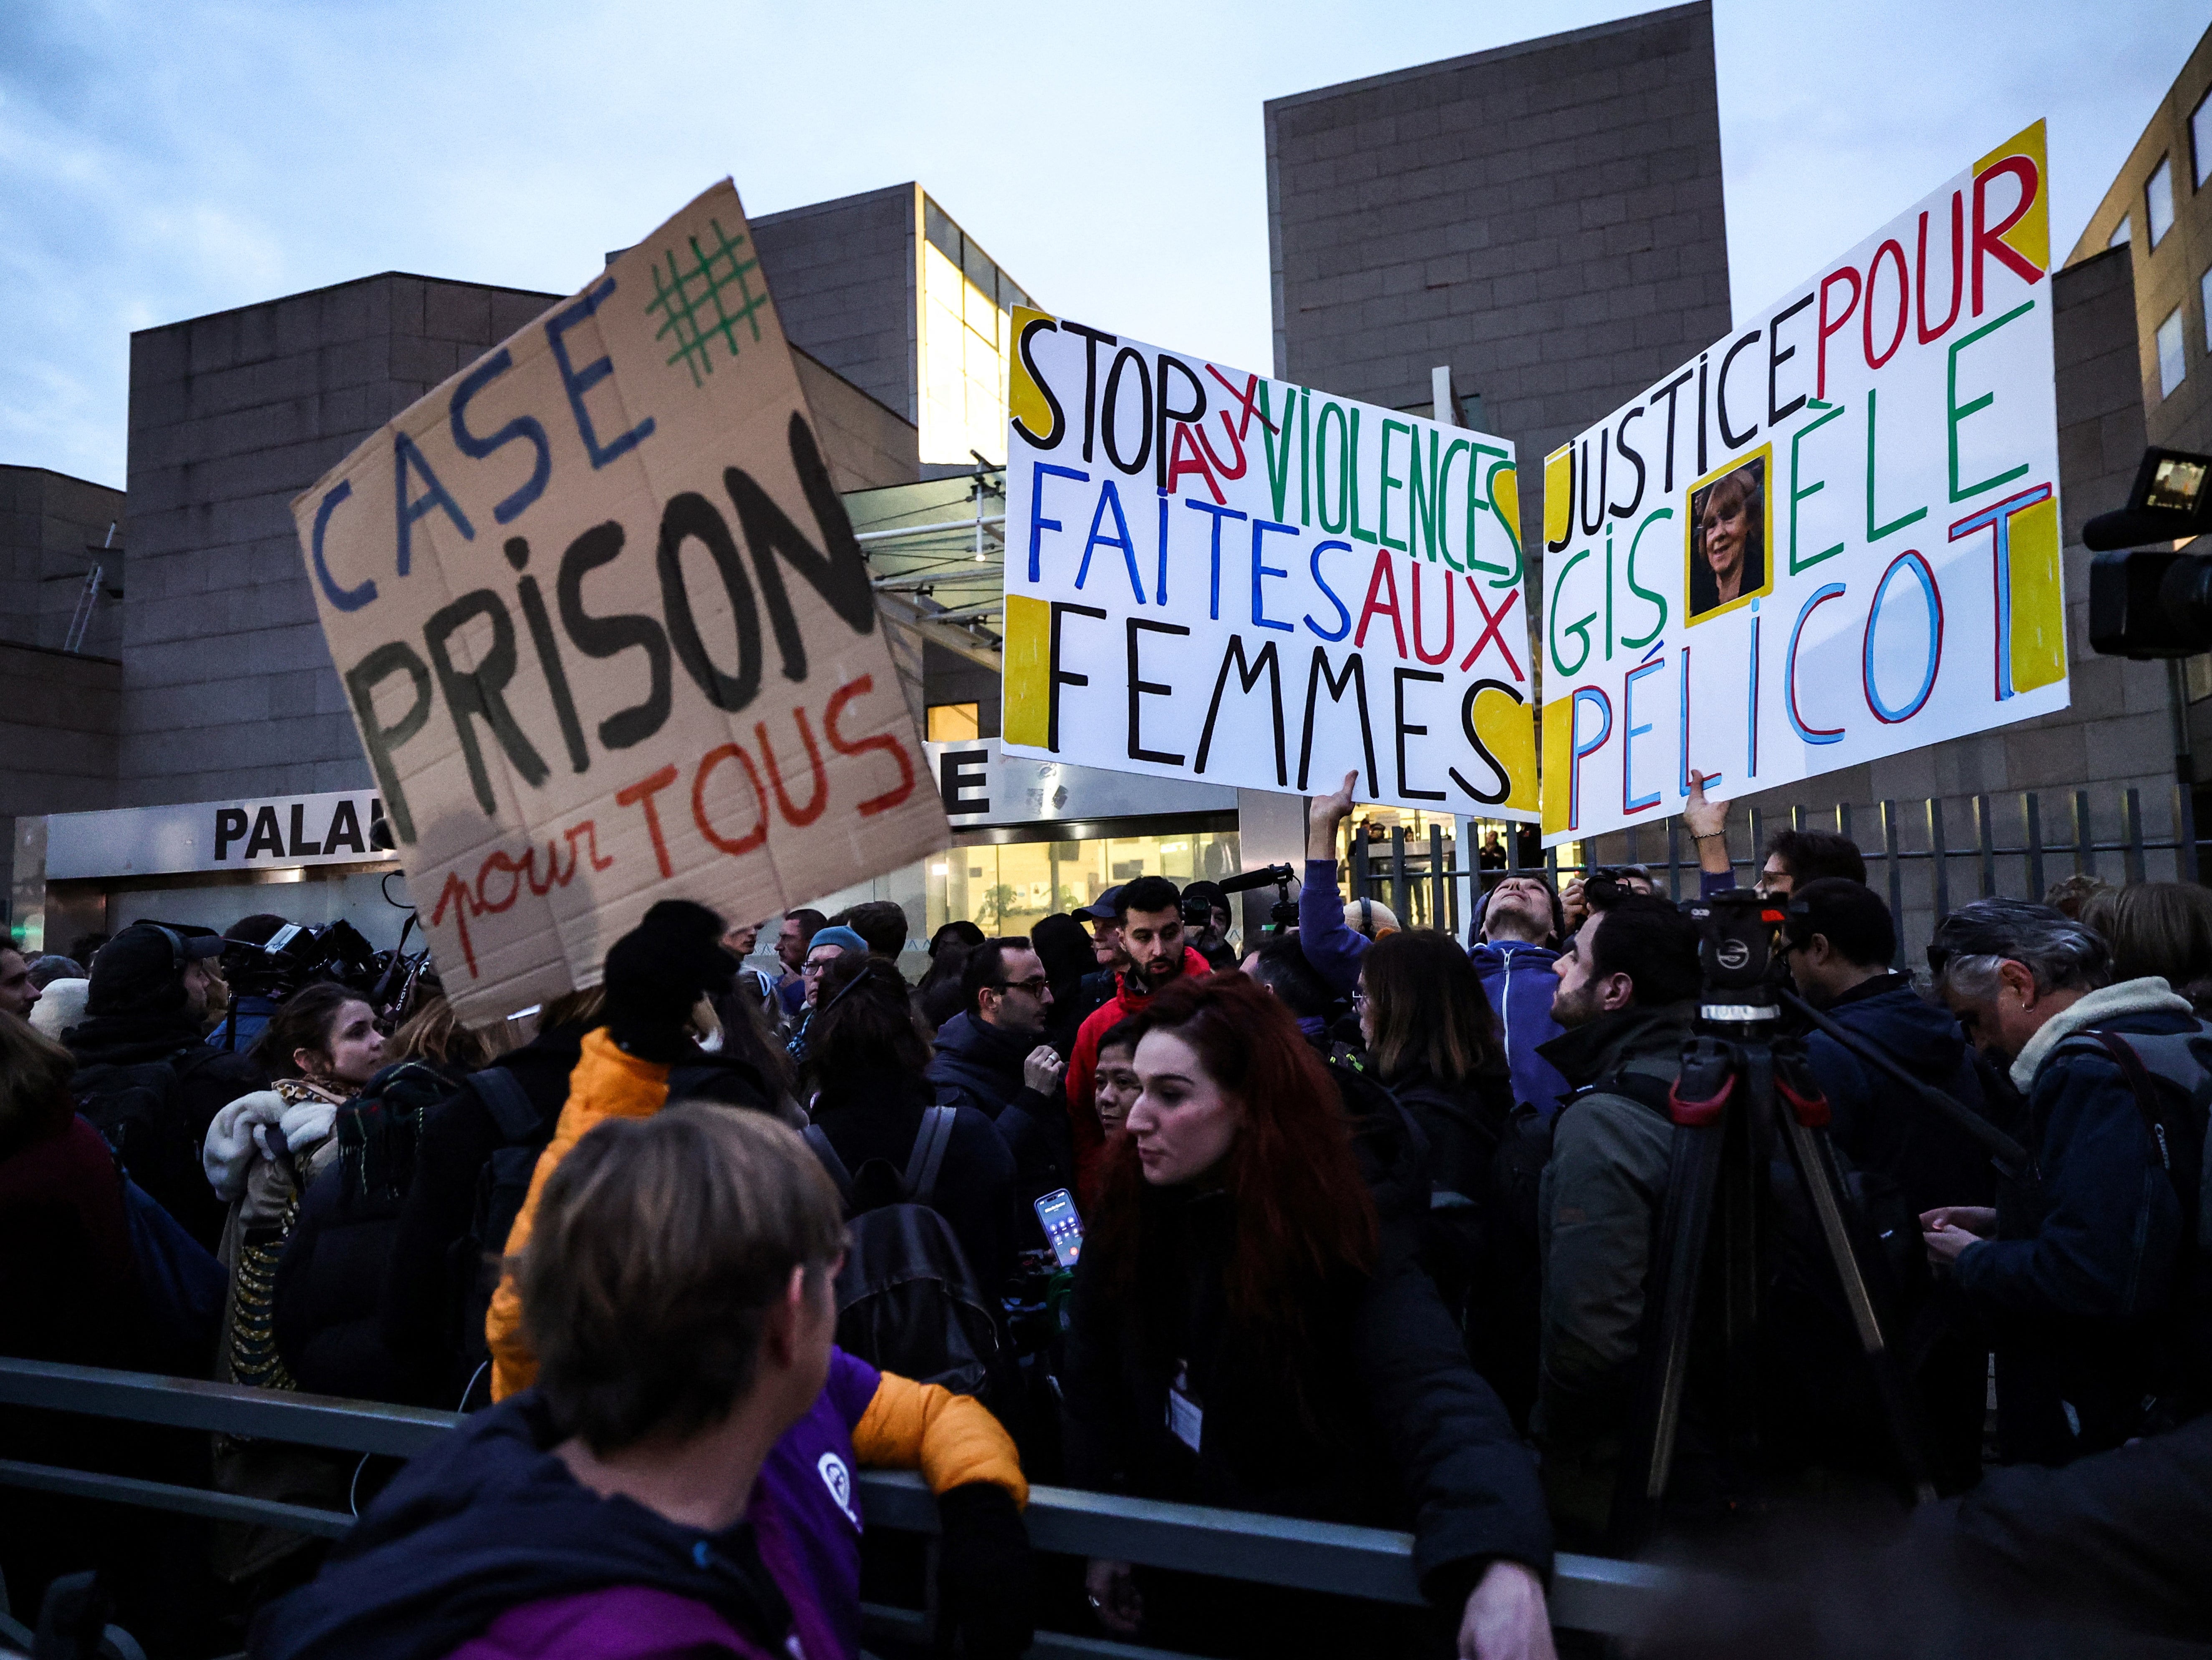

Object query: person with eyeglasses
[782,926,870,1066]
[928,938,1074,1205]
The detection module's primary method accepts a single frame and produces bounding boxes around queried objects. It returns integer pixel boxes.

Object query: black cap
[87,921,224,1017]
[1077,885,1124,922]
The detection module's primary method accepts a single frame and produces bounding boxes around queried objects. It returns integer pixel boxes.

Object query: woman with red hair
[1062,972,1556,1660]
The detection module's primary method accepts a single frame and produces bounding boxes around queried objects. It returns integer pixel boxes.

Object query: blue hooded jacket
[1801,971,1995,1215]
[1470,940,1569,1116]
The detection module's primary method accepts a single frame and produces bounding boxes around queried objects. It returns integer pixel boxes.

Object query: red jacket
[1063,948,1214,1204]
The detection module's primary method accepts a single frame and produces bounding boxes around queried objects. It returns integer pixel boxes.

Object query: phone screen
[1034,1188,1083,1268]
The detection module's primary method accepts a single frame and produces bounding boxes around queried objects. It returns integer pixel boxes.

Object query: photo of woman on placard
[1687,459,1767,621]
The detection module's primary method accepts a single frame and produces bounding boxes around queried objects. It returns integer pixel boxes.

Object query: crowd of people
[5,787,2212,1658]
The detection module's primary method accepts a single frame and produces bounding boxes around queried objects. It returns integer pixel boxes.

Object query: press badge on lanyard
[1166,1362,1203,1453]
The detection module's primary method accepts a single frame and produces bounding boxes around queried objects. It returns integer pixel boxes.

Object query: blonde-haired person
[257,1104,1032,1660]
[482,902,1034,1652]
[383,995,493,1075]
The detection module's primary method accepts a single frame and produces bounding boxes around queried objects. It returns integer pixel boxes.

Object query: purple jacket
[448,1352,885,1660]
[254,1350,888,1660]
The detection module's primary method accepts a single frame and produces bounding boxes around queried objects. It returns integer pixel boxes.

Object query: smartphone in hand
[1034,1187,1083,1268]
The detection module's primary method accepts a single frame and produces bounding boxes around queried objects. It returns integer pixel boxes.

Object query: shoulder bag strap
[805,1123,856,1206]
[467,1067,542,1143]
[904,1105,958,1205]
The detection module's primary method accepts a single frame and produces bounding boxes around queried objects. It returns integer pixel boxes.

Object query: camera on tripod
[2086,447,2212,658]
[1682,888,1788,1010]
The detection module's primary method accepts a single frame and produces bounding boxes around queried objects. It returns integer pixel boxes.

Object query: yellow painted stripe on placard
[1474,685,1539,813]
[1009,306,1059,443]
[1002,593,1053,748]
[1543,445,1573,550]
[1975,120,2049,278]
[1539,693,1573,838]
[1491,464,1521,548]
[2008,495,2066,693]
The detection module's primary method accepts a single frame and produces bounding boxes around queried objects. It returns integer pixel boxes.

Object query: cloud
[0,0,2200,488]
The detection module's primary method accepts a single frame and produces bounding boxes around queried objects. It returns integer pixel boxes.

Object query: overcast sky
[3,0,2203,490]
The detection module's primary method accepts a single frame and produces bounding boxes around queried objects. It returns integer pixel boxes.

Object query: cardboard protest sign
[1002,315,1537,817]
[1537,121,2063,846]
[293,181,946,1021]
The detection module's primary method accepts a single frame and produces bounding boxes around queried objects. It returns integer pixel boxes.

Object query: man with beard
[1531,891,1703,1545]
[1061,877,1209,1205]
[929,938,1072,1200]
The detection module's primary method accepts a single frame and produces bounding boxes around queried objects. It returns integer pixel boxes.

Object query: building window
[2195,89,2212,188]
[921,828,1245,940]
[2203,267,2212,353]
[2149,156,2177,248]
[926,702,980,741]
[916,196,1029,467]
[2110,214,2133,250]
[2159,305,2187,399]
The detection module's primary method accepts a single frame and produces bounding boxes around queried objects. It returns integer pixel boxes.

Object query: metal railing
[1348,785,2205,963]
[0,1359,1667,1657]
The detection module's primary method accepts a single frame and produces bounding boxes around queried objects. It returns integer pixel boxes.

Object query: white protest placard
[1002,315,1538,818]
[293,180,947,1021]
[1537,122,2064,846]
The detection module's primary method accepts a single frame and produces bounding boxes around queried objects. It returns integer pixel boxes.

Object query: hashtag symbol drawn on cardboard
[645,218,770,388]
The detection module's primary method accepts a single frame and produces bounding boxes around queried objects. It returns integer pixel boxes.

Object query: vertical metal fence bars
[1333,788,2206,968]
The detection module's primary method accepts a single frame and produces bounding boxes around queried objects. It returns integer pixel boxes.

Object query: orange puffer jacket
[485,1029,1024,1501]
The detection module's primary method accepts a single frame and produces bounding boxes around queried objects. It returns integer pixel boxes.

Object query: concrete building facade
[1266,1,1733,566]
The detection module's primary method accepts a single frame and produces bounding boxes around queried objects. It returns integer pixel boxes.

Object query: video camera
[2087,447,2212,658]
[1197,863,1300,934]
[221,918,382,1001]
[1681,888,1788,1016]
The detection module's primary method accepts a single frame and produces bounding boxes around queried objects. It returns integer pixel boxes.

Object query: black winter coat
[810,1072,1019,1297]
[1955,991,2199,1461]
[1803,973,1995,1215]
[378,1023,585,1401]
[66,1011,266,1249]
[1382,1059,1512,1203]
[1062,1176,1552,1649]
[273,1060,460,1405]
[928,1012,1073,1206]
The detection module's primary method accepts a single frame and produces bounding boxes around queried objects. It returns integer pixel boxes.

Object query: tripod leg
[1775,1110,1940,1505]
[1609,1114,1726,1551]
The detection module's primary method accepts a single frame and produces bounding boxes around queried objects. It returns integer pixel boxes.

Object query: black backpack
[451,1067,551,1398]
[73,1054,208,1232]
[2054,1025,2212,1418]
[805,1107,1005,1401]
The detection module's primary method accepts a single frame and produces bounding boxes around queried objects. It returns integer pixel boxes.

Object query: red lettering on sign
[825,675,916,817]
[615,764,681,878]
[1409,563,1455,666]
[755,709,828,826]
[1354,549,1407,658]
[1972,154,2043,316]
[693,742,769,856]
[565,820,615,873]
[1816,265,1862,400]
[1460,582,1525,680]
[1165,422,1225,503]
[432,870,481,979]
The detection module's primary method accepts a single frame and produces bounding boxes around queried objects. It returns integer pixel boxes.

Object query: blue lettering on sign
[449,348,552,525]
[310,482,375,611]
[1250,520,1298,633]
[547,275,656,469]
[394,433,474,578]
